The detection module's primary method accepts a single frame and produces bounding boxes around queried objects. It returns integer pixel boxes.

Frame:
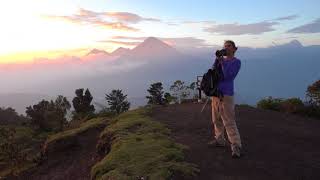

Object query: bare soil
[151,102,320,180]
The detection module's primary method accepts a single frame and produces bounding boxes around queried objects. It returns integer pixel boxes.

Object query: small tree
[163,92,176,104]
[187,82,198,99]
[280,98,304,114]
[256,96,283,111]
[26,100,53,130]
[72,88,95,120]
[0,107,27,125]
[54,95,71,130]
[306,79,320,106]
[26,96,71,131]
[170,80,190,104]
[105,89,130,114]
[304,79,320,119]
[146,82,165,105]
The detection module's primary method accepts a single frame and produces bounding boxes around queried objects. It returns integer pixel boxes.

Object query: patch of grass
[99,108,169,140]
[91,107,199,180]
[256,96,320,119]
[0,126,39,177]
[47,117,107,144]
[237,104,254,108]
[0,125,34,140]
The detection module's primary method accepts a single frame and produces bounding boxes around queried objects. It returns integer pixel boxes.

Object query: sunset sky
[0,0,319,64]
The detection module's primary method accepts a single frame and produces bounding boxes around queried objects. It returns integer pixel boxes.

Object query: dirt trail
[151,102,320,180]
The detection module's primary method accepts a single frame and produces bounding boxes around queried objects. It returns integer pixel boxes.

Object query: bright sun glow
[0,1,126,64]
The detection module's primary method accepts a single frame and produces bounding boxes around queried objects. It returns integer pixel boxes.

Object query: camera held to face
[215,49,227,57]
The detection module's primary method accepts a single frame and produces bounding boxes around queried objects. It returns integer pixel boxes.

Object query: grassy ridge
[91,107,199,180]
[46,117,107,144]
[1,117,107,177]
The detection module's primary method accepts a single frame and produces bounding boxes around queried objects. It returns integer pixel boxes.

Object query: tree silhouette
[188,82,198,99]
[26,100,52,130]
[170,80,190,104]
[26,96,71,131]
[72,88,95,120]
[163,92,176,104]
[146,82,165,105]
[105,89,130,114]
[306,79,320,106]
[54,95,71,130]
[0,107,27,125]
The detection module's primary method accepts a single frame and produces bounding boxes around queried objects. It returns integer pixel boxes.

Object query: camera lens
[215,49,227,57]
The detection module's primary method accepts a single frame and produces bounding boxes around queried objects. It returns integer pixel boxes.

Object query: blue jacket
[213,57,241,96]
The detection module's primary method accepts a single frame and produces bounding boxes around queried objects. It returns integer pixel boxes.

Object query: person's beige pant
[211,95,242,150]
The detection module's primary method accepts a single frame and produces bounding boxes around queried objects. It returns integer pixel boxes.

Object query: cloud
[99,40,141,46]
[287,18,320,34]
[0,50,146,82]
[90,20,139,31]
[273,14,299,21]
[45,15,139,32]
[182,20,215,25]
[166,22,179,26]
[44,8,159,32]
[285,36,299,39]
[104,12,160,23]
[204,21,279,35]
[111,36,146,41]
[161,37,210,47]
[109,36,211,47]
[77,8,100,18]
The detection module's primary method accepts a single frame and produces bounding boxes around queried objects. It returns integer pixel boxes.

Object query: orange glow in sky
[1,1,319,64]
[0,1,135,64]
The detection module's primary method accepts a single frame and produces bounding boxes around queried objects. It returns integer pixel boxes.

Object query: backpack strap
[218,90,224,102]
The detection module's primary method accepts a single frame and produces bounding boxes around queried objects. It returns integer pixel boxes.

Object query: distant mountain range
[111,47,131,57]
[1,37,320,115]
[86,48,110,56]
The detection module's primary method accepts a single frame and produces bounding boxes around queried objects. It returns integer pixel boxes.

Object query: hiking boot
[231,145,241,158]
[207,139,226,147]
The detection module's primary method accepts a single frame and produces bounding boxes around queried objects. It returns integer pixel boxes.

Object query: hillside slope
[14,118,107,180]
[10,108,198,180]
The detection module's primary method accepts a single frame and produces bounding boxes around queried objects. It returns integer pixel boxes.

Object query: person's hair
[224,40,238,50]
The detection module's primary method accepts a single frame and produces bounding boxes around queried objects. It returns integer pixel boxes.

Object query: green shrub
[280,98,304,114]
[0,126,37,176]
[257,96,320,119]
[257,96,283,111]
[237,104,254,108]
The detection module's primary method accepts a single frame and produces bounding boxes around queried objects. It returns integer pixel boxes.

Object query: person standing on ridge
[207,40,242,158]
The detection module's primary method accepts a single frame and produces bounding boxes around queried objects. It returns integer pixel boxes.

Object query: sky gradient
[0,0,319,63]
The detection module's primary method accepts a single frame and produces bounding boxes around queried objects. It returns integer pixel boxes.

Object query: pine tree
[306,79,320,106]
[72,88,95,120]
[105,89,130,114]
[54,95,71,130]
[146,82,165,105]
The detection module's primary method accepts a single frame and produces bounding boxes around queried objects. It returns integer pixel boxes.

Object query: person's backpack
[200,62,223,98]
